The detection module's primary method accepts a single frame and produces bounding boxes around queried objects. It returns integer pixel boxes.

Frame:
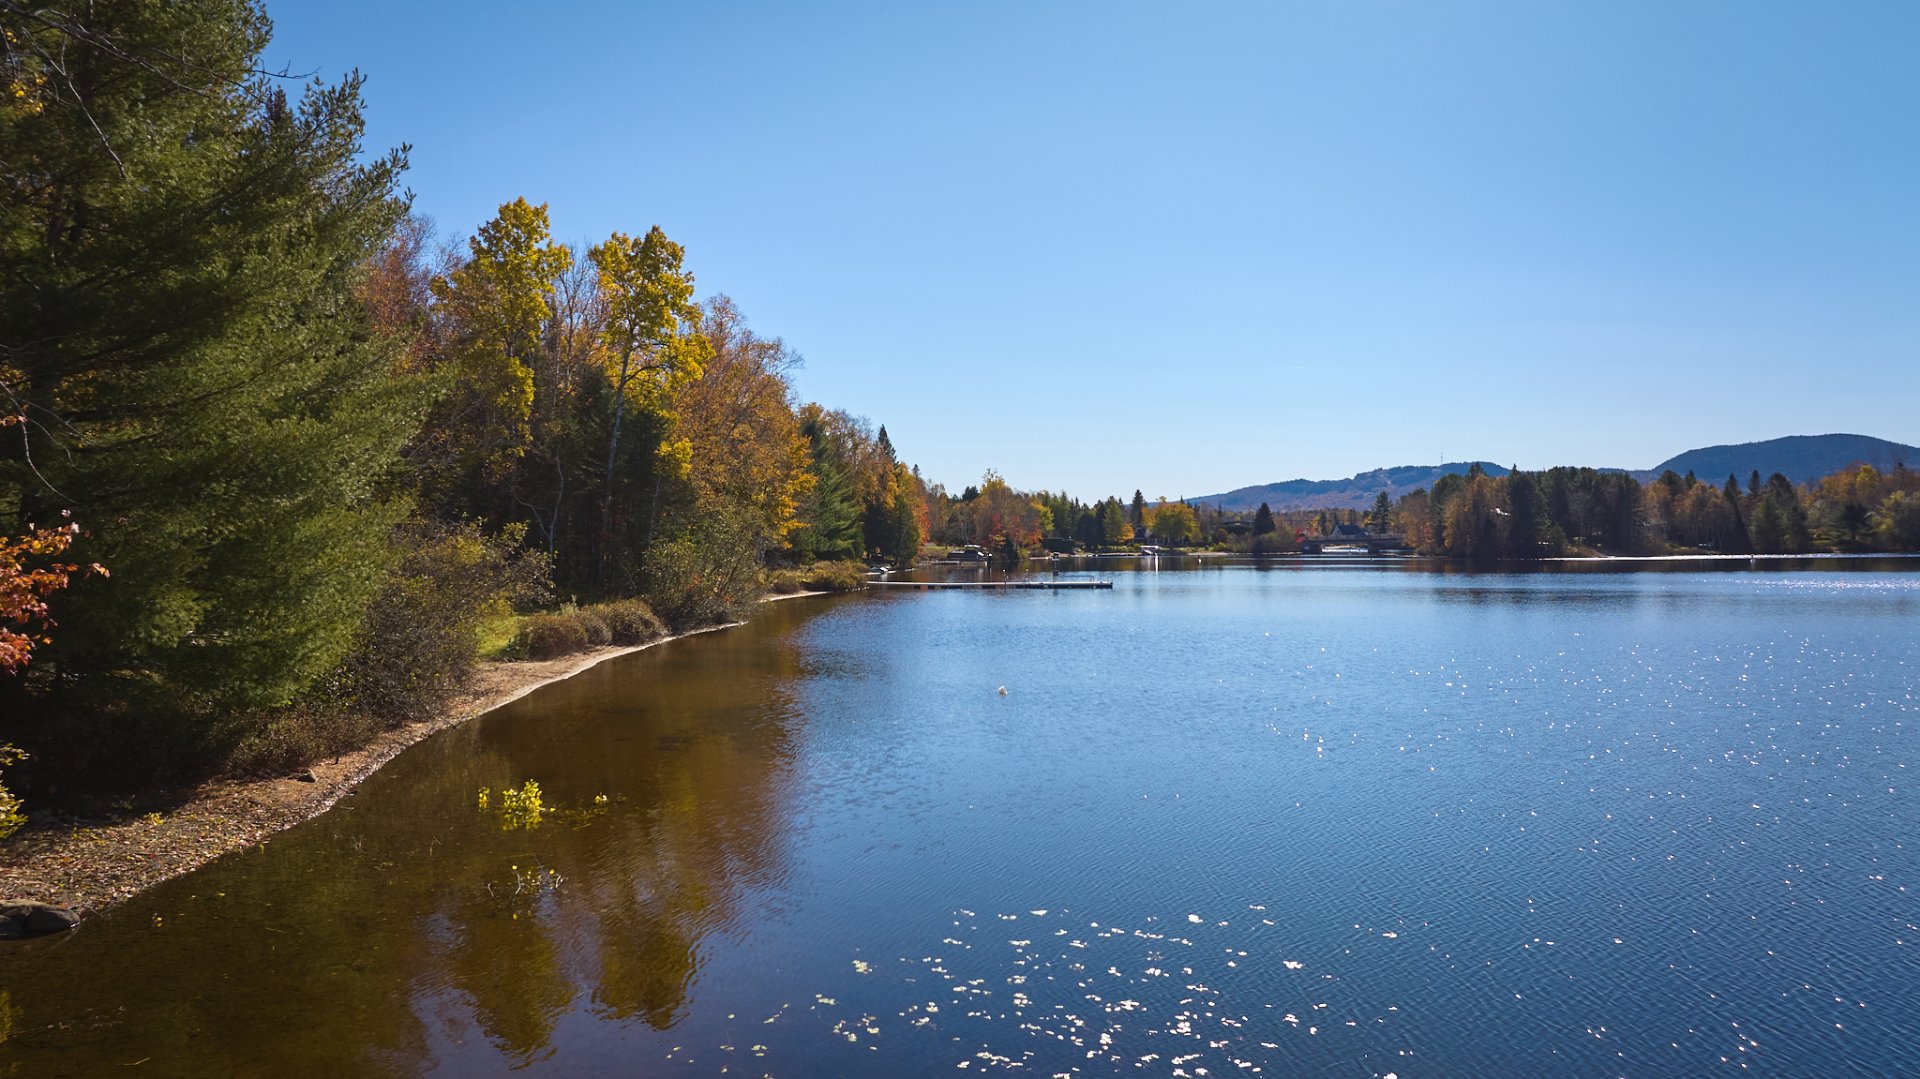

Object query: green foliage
[0,744,26,839]
[326,520,550,722]
[1148,502,1200,546]
[1250,529,1298,555]
[595,599,667,645]
[220,520,550,779]
[1,1,427,732]
[1366,492,1393,534]
[645,494,773,625]
[1873,491,1920,548]
[1251,503,1276,536]
[792,415,863,561]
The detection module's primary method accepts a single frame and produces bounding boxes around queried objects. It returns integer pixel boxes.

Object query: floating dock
[867,580,1113,590]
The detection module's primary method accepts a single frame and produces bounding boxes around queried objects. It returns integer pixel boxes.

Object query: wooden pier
[867,579,1113,590]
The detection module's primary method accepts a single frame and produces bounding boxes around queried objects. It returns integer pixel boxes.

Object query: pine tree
[1252,503,1276,536]
[1504,473,1542,558]
[1367,492,1392,533]
[1,2,426,721]
[1721,476,1752,553]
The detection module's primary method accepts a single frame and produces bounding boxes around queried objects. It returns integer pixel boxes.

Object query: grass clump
[508,598,671,660]
[597,598,667,645]
[516,613,591,660]
[766,561,868,594]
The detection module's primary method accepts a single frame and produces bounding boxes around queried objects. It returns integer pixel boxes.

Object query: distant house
[1333,523,1368,538]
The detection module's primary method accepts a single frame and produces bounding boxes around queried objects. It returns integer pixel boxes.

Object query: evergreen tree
[1504,472,1543,557]
[1,1,426,722]
[1367,492,1392,533]
[1130,490,1147,531]
[1252,503,1276,536]
[1074,509,1103,548]
[793,416,860,560]
[1721,476,1752,553]
[1750,496,1789,553]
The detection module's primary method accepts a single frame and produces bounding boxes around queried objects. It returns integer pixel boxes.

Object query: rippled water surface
[5,560,1918,1077]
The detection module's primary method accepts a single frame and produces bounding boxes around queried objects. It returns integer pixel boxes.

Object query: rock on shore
[0,901,79,938]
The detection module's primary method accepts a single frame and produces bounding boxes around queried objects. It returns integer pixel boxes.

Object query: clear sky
[264,1,1918,500]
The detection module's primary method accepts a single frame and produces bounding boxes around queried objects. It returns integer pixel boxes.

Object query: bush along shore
[0,579,862,918]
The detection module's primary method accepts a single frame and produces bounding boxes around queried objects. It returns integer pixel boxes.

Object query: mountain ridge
[1193,434,1917,512]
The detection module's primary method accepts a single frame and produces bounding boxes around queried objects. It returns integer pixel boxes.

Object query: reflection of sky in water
[649,566,1919,1077]
[4,565,1916,1076]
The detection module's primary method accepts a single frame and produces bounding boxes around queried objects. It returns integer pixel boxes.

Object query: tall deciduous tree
[1148,501,1199,546]
[428,198,573,498]
[1100,499,1134,545]
[589,226,708,581]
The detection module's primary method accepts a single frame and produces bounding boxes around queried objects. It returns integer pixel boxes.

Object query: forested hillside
[1643,434,1917,487]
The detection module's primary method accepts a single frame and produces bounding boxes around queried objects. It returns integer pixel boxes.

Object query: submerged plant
[499,779,544,828]
[474,779,545,830]
[476,781,616,831]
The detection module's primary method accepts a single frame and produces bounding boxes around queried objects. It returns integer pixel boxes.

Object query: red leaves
[1,512,103,674]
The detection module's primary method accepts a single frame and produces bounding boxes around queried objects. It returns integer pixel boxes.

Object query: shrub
[325,520,551,723]
[517,614,590,661]
[1251,532,1299,555]
[226,704,378,779]
[570,608,613,647]
[765,561,868,594]
[803,561,868,592]
[645,526,764,628]
[595,599,666,645]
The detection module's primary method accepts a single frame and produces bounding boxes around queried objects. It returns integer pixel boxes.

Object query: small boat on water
[944,545,991,562]
[1138,545,1163,556]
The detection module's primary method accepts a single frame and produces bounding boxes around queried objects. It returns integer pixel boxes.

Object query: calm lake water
[5,558,1918,1077]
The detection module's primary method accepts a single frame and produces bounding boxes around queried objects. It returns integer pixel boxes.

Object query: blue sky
[266,1,1918,500]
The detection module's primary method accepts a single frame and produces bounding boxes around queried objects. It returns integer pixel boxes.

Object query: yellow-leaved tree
[429,198,574,485]
[588,227,710,587]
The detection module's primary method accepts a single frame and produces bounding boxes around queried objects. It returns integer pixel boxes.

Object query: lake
[4,558,1917,1077]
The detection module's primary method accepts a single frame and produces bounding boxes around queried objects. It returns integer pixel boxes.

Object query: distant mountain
[1194,462,1511,513]
[1192,434,1917,513]
[1639,434,1918,487]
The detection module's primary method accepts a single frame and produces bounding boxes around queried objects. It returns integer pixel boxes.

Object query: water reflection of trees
[425,637,804,1063]
[0,632,806,1075]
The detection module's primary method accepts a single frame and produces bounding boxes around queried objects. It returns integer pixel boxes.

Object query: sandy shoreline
[0,599,829,915]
